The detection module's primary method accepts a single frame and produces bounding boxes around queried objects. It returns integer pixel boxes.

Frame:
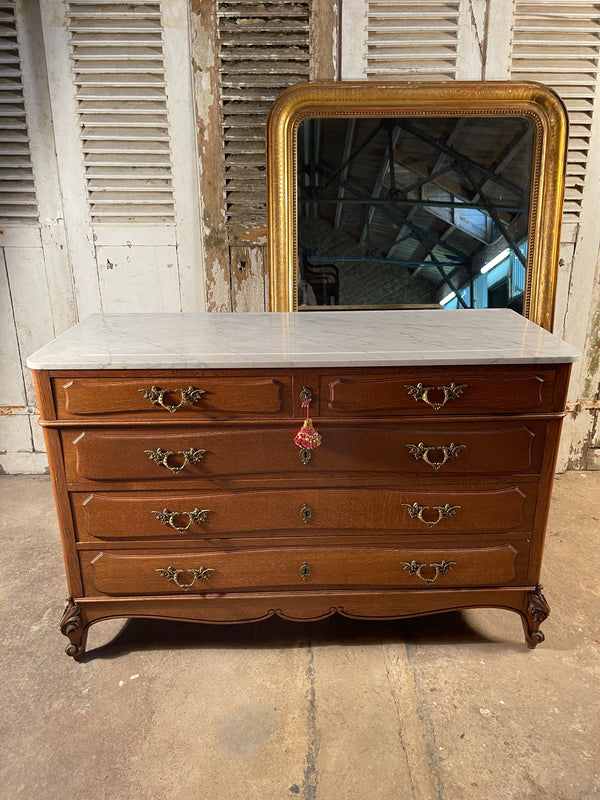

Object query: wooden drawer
[52,372,293,419]
[71,484,538,542]
[83,541,526,596]
[62,420,549,484]
[317,365,562,416]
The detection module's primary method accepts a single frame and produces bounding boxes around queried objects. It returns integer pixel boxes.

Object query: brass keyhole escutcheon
[301,504,312,523]
[300,562,312,580]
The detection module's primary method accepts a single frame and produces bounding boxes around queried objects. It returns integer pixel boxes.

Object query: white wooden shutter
[366,0,463,80]
[40,0,204,317]
[0,0,37,224]
[217,0,310,232]
[67,0,175,224]
[510,1,600,224]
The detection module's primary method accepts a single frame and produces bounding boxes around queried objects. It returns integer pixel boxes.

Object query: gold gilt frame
[266,81,567,330]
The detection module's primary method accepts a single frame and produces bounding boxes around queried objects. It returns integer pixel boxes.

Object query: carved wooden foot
[522,585,550,649]
[59,597,87,661]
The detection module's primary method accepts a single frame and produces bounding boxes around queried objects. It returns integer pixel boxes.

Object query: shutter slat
[68,0,175,222]
[367,1,461,81]
[0,1,38,224]
[217,0,310,228]
[511,1,600,223]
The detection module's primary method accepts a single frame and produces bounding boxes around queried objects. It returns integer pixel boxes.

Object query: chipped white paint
[38,0,101,319]
[230,246,267,312]
[341,0,367,79]
[162,0,207,312]
[456,0,487,79]
[95,246,182,313]
[15,0,75,336]
[5,247,55,403]
[483,0,513,80]
[0,252,26,408]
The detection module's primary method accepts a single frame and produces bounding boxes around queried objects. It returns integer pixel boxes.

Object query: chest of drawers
[28,310,579,660]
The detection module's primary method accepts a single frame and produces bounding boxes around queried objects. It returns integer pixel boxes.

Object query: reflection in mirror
[297,116,534,311]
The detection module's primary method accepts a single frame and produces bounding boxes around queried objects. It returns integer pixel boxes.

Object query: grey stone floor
[0,472,599,800]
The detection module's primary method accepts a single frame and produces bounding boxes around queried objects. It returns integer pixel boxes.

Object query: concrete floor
[0,473,598,800]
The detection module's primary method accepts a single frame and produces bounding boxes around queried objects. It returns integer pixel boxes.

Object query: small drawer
[318,365,562,416]
[52,372,293,419]
[83,541,526,596]
[71,484,538,542]
[62,420,549,484]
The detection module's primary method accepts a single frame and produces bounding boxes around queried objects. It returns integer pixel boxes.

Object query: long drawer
[62,420,550,483]
[317,365,563,416]
[50,365,567,421]
[83,541,526,596]
[52,372,294,419]
[71,485,538,542]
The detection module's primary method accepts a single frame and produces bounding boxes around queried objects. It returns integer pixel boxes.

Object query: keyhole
[238,261,246,272]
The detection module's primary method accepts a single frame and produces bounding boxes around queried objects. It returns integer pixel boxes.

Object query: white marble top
[26,309,579,370]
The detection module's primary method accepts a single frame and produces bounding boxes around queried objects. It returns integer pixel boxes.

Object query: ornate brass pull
[400,559,456,585]
[139,385,205,413]
[405,382,467,410]
[406,442,466,470]
[402,502,461,528]
[300,561,312,580]
[156,565,214,591]
[152,507,210,534]
[144,447,207,475]
[301,503,312,523]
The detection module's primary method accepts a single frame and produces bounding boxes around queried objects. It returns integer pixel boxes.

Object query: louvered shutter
[510,2,600,224]
[217,0,310,233]
[366,1,463,80]
[0,0,37,224]
[67,0,175,224]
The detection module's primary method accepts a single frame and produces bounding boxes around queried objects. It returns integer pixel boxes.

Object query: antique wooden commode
[27,308,578,658]
[29,80,578,659]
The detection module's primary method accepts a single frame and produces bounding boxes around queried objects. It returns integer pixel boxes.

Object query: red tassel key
[295,386,322,464]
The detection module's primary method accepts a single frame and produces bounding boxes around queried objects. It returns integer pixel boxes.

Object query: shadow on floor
[84,610,502,661]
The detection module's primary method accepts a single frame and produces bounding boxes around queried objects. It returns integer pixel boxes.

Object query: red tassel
[295,389,322,454]
[294,418,322,449]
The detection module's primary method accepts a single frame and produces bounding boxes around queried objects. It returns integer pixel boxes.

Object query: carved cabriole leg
[59,597,88,661]
[522,585,551,649]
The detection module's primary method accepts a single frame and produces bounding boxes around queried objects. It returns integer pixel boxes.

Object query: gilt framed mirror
[266,81,567,330]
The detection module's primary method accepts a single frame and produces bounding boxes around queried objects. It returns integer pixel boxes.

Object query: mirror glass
[297,115,534,312]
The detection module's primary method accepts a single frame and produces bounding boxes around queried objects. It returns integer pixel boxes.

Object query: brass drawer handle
[301,503,312,523]
[139,385,205,413]
[156,565,214,591]
[300,561,312,580]
[145,447,207,475]
[402,502,461,528]
[400,559,456,585]
[152,507,210,534]
[406,442,466,470]
[405,382,467,410]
